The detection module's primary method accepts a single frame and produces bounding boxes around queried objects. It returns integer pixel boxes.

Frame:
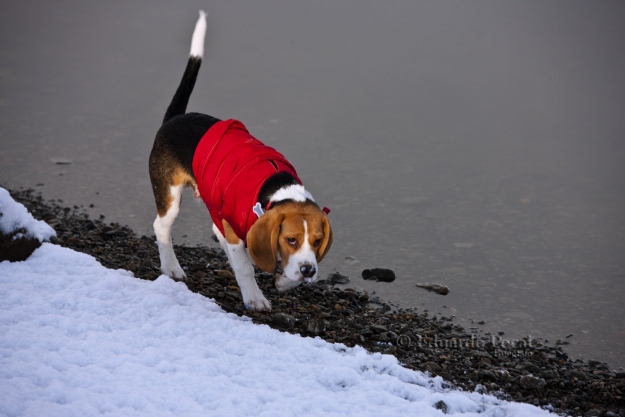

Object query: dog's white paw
[244,295,272,312]
[162,264,186,281]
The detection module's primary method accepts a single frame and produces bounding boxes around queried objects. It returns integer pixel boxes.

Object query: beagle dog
[149,11,332,312]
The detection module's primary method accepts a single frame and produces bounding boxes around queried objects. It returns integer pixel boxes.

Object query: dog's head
[247,201,332,292]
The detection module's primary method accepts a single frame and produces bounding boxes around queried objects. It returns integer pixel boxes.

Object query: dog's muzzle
[275,274,302,292]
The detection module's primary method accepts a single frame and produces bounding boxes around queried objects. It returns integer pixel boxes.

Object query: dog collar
[257,201,330,217]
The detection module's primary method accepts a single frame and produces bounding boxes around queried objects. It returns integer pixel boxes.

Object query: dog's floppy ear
[316,214,333,263]
[247,210,284,274]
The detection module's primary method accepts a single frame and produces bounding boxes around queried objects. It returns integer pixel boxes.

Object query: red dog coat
[192,119,301,242]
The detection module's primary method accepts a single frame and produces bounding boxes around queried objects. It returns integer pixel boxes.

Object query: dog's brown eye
[287,237,297,247]
[313,238,322,247]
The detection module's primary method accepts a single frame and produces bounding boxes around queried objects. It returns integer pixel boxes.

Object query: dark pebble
[272,313,296,329]
[567,370,587,380]
[415,283,450,295]
[540,370,559,380]
[0,229,43,262]
[422,361,442,374]
[434,400,448,413]
[362,268,396,282]
[519,375,547,391]
[360,328,374,337]
[328,272,350,285]
[520,362,541,374]
[305,318,326,336]
[369,324,388,334]
[478,370,498,382]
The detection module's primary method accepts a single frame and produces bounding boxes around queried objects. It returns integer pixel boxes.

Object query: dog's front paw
[162,264,187,281]
[245,295,272,312]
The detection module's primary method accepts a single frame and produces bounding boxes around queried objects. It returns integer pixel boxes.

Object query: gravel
[7,187,625,417]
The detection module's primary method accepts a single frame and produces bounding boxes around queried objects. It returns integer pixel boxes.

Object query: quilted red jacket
[192,119,301,242]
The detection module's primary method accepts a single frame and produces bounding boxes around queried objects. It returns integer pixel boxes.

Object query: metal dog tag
[252,202,265,218]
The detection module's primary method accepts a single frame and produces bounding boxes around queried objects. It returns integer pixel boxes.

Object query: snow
[0,191,553,417]
[0,187,55,241]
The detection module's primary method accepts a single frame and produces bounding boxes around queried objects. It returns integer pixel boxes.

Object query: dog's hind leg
[153,183,186,280]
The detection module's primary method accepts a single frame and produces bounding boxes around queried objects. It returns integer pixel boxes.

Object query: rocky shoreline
[6,187,625,417]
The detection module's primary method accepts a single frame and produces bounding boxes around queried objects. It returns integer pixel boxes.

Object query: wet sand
[1,0,624,368]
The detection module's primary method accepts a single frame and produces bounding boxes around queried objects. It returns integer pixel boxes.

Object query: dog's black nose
[300,264,316,278]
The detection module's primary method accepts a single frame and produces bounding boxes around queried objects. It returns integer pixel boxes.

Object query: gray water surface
[1,1,624,368]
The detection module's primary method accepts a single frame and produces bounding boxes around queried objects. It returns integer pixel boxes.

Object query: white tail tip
[190,10,207,58]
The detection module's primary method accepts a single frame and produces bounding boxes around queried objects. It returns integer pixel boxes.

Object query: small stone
[360,328,374,337]
[567,370,587,380]
[189,263,206,272]
[434,400,448,413]
[217,270,234,279]
[328,272,350,285]
[415,283,449,295]
[272,313,296,329]
[540,370,559,380]
[0,229,42,262]
[362,268,396,282]
[422,361,442,374]
[369,324,387,334]
[473,350,491,359]
[141,259,158,269]
[521,362,541,374]
[305,318,326,336]
[225,291,241,300]
[519,375,546,390]
[478,370,497,381]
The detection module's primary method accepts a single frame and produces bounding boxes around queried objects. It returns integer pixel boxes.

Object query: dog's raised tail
[162,10,207,125]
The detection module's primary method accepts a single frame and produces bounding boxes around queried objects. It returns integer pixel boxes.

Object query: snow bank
[0,187,55,241]
[0,245,552,417]
[0,189,552,416]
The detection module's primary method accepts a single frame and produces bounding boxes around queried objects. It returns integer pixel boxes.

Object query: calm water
[1,1,624,368]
